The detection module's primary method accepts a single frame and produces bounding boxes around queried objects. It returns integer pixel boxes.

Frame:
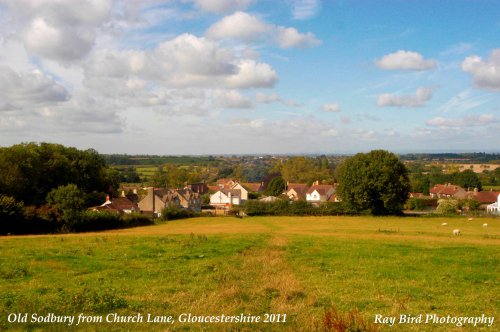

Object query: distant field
[484,186,500,191]
[1,216,498,331]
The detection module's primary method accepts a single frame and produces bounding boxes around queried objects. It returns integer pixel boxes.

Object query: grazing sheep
[453,229,461,236]
[483,223,488,227]
[468,217,473,221]
[441,222,448,226]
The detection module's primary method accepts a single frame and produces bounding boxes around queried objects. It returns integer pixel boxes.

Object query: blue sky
[0,0,499,154]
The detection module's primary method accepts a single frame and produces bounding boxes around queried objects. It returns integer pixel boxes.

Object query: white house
[210,189,241,207]
[306,184,335,204]
[486,193,500,215]
[230,183,248,201]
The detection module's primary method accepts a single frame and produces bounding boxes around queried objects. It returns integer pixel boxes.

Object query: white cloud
[291,0,321,20]
[426,114,496,128]
[193,0,254,14]
[213,89,252,109]
[0,66,69,111]
[226,60,277,88]
[462,49,500,91]
[84,34,277,91]
[205,11,270,43]
[377,87,433,107]
[322,103,342,112]
[275,26,321,49]
[2,0,113,63]
[206,11,320,49]
[376,50,437,71]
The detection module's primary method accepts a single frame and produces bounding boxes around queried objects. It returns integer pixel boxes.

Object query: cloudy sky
[0,0,499,154]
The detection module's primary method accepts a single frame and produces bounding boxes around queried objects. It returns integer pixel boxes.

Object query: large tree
[336,150,410,215]
[0,143,118,205]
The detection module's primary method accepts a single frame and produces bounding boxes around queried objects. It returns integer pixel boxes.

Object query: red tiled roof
[109,197,138,211]
[287,183,309,194]
[430,184,464,196]
[466,191,499,204]
[242,182,263,192]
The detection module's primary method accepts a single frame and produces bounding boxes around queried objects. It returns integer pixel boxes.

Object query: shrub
[160,205,196,221]
[436,199,459,214]
[122,212,154,227]
[405,197,437,211]
[75,211,122,232]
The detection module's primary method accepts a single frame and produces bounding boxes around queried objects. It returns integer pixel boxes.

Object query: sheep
[483,223,488,227]
[441,222,448,226]
[468,217,473,221]
[453,229,461,236]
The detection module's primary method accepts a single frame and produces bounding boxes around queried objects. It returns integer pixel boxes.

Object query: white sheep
[483,223,488,227]
[468,217,473,221]
[441,222,448,226]
[453,229,461,236]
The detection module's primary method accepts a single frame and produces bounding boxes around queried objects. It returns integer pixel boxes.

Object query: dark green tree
[265,176,286,196]
[0,143,117,205]
[46,184,86,225]
[453,170,482,190]
[336,150,410,215]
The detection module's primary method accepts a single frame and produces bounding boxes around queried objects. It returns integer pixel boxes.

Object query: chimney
[121,190,125,197]
[148,187,155,213]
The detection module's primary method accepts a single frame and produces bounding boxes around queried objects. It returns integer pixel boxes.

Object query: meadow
[0,216,498,331]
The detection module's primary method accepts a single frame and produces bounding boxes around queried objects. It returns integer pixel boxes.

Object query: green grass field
[1,216,498,331]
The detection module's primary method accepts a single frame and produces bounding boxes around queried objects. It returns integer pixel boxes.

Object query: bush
[160,205,196,221]
[0,195,25,234]
[458,199,481,212]
[405,197,437,211]
[436,199,459,214]
[242,200,353,216]
[74,211,154,232]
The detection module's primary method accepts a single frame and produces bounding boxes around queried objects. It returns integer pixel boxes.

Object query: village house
[466,189,500,209]
[138,187,201,214]
[285,183,309,201]
[429,183,467,199]
[306,182,335,204]
[486,193,500,215]
[90,195,139,214]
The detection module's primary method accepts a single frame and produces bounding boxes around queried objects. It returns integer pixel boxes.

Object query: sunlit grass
[1,216,498,331]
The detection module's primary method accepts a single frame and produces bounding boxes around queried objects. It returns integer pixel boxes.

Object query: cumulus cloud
[226,60,277,88]
[376,50,437,71]
[206,11,320,49]
[377,87,433,107]
[462,49,500,91]
[84,34,277,91]
[322,103,342,112]
[193,0,254,14]
[275,26,321,49]
[426,114,496,128]
[0,66,69,111]
[205,11,270,43]
[2,0,112,63]
[213,90,252,109]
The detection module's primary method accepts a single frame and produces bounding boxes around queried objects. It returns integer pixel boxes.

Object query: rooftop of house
[307,184,335,195]
[430,183,465,196]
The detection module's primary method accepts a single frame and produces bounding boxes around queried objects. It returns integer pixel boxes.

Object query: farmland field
[1,216,498,331]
